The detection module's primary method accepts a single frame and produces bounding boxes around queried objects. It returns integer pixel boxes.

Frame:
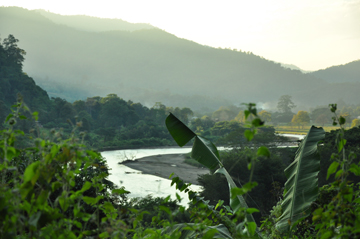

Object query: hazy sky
[2,0,360,71]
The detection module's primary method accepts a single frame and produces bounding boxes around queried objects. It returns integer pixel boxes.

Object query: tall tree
[292,111,310,129]
[277,95,296,113]
[2,34,26,71]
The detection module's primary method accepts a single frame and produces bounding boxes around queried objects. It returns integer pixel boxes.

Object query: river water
[101,147,201,206]
[100,134,305,205]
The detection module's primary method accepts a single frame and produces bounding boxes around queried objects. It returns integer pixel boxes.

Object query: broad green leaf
[59,196,68,211]
[247,222,257,236]
[349,163,360,176]
[276,126,325,232]
[5,114,13,122]
[215,167,255,224]
[51,145,59,157]
[257,146,270,158]
[244,110,251,119]
[320,231,333,239]
[6,147,17,160]
[246,208,260,214]
[83,195,103,205]
[99,232,110,238]
[327,161,339,179]
[165,113,196,147]
[338,139,347,153]
[23,161,41,185]
[339,116,346,125]
[37,190,49,206]
[112,188,130,195]
[335,169,344,179]
[244,130,254,141]
[32,111,39,121]
[191,136,221,170]
[251,118,264,127]
[82,196,96,205]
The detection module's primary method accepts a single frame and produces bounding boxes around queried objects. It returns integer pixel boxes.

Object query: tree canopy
[277,95,296,113]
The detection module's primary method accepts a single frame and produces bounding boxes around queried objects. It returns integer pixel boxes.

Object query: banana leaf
[165,113,221,170]
[276,126,325,232]
[165,113,257,225]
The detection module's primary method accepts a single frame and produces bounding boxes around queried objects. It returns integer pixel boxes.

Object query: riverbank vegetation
[1,99,360,238]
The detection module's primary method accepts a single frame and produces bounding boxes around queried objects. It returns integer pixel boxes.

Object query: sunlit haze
[2,0,360,71]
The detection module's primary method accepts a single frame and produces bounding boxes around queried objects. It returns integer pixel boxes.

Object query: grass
[274,124,342,135]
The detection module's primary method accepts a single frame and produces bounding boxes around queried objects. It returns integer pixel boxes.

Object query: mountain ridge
[1,7,359,110]
[33,9,156,32]
[309,60,360,83]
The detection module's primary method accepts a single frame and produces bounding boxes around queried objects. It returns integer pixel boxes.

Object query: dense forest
[309,60,360,83]
[1,7,360,111]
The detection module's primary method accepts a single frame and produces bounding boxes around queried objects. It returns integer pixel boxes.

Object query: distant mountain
[278,63,311,73]
[309,60,360,83]
[1,7,360,110]
[34,9,156,32]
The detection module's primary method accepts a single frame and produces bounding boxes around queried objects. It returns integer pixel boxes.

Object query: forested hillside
[34,9,156,32]
[309,60,360,83]
[0,35,192,150]
[0,34,51,122]
[2,7,360,110]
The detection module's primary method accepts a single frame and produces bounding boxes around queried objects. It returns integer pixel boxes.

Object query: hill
[0,34,51,123]
[309,60,360,83]
[1,7,360,110]
[34,9,156,32]
[279,63,311,73]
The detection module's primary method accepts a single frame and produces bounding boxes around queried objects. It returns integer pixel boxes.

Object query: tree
[277,95,296,113]
[351,118,360,128]
[340,112,352,128]
[291,111,310,129]
[315,114,328,127]
[211,106,237,122]
[2,34,26,70]
[259,110,271,122]
[311,107,333,124]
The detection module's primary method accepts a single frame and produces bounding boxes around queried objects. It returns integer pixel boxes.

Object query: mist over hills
[1,7,359,110]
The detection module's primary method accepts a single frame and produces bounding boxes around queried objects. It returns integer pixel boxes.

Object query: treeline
[0,34,195,150]
[1,34,289,151]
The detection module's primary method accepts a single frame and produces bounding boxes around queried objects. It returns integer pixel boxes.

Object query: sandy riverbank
[121,154,210,185]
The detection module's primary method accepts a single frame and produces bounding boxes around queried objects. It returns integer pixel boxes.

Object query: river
[101,134,305,206]
[101,147,200,206]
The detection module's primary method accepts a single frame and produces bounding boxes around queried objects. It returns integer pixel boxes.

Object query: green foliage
[275,126,325,232]
[0,101,208,238]
[351,118,360,128]
[0,103,131,238]
[166,104,270,237]
[198,148,287,223]
[291,110,310,129]
[311,109,360,238]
